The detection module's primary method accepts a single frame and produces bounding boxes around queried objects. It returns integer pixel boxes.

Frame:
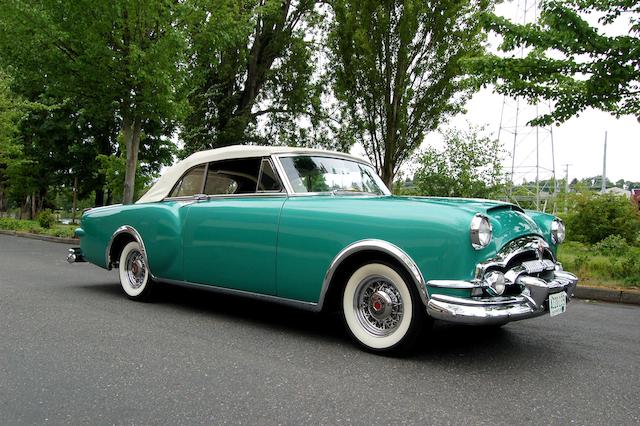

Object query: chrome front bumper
[426,270,578,325]
[66,247,86,263]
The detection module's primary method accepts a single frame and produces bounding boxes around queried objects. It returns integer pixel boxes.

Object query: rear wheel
[342,262,425,353]
[118,241,155,301]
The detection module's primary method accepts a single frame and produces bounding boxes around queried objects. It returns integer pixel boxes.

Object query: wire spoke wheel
[126,250,147,289]
[118,241,154,300]
[355,276,404,337]
[342,262,423,352]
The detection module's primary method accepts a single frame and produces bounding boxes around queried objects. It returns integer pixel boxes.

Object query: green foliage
[329,0,494,186]
[413,126,504,198]
[0,0,184,205]
[37,209,55,229]
[96,133,169,202]
[609,254,640,285]
[558,241,640,288]
[466,0,640,125]
[180,0,330,154]
[564,193,640,244]
[0,218,23,231]
[593,234,630,256]
[0,217,75,238]
[0,73,21,161]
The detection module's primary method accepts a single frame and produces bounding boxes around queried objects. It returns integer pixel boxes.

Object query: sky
[446,90,639,184]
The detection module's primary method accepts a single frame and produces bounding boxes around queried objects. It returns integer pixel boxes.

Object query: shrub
[0,218,20,230]
[37,209,55,229]
[609,255,640,285]
[593,234,630,256]
[564,193,640,244]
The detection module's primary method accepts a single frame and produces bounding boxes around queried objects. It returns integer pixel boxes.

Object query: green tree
[413,126,504,198]
[0,1,184,204]
[180,0,332,154]
[329,0,493,187]
[97,133,176,203]
[564,192,640,244]
[466,0,640,125]
[0,72,23,211]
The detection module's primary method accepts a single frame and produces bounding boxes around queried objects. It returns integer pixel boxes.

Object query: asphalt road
[1,234,639,425]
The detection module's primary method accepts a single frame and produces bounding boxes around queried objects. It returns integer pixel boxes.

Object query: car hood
[389,195,544,250]
[402,196,523,215]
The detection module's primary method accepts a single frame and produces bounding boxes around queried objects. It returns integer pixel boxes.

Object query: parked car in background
[68,146,578,353]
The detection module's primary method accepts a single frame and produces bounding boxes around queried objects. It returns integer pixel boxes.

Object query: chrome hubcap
[354,276,403,336]
[126,251,146,289]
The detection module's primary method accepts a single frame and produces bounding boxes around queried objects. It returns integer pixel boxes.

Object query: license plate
[549,291,567,317]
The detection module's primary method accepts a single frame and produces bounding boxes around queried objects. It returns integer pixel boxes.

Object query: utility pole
[601,131,607,192]
[562,164,571,213]
[498,0,556,210]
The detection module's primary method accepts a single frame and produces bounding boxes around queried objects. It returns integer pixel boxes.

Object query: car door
[181,157,286,295]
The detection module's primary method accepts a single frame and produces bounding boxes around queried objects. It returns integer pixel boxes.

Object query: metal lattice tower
[497,0,558,212]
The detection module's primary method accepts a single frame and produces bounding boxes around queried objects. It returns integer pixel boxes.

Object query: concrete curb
[0,229,78,245]
[574,286,640,306]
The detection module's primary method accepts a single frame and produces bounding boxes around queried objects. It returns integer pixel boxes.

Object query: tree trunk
[122,115,142,205]
[30,192,36,220]
[381,164,394,190]
[94,189,104,207]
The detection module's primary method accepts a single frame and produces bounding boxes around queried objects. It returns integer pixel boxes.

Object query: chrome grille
[475,235,556,280]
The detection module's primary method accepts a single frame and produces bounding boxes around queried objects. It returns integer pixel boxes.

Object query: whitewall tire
[118,241,154,301]
[342,262,424,353]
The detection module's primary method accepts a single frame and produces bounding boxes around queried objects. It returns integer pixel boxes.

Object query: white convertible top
[136,145,370,204]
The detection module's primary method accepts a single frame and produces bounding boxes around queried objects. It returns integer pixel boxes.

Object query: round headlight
[551,218,565,244]
[470,214,492,249]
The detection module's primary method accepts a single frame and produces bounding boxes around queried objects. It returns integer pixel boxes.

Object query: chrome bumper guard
[66,247,86,263]
[426,270,578,325]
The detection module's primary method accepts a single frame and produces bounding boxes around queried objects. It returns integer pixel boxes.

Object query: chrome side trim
[318,239,428,311]
[105,225,151,275]
[157,278,320,312]
[164,192,288,203]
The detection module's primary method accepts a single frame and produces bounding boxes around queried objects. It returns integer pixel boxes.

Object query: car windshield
[279,155,390,195]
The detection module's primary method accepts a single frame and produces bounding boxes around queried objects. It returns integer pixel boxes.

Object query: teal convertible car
[68,146,578,352]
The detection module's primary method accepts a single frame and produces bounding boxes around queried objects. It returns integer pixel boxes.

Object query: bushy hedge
[559,241,640,288]
[0,217,75,238]
[564,193,640,244]
[37,209,55,229]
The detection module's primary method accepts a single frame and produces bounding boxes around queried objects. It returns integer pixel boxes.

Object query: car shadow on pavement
[75,280,349,343]
[75,280,553,360]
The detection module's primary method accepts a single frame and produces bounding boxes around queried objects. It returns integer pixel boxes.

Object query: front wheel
[342,263,425,353]
[118,241,155,301]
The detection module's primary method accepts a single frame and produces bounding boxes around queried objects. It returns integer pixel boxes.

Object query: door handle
[194,194,208,202]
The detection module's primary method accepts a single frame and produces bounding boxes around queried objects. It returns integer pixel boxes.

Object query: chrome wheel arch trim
[105,225,152,277]
[318,239,428,311]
